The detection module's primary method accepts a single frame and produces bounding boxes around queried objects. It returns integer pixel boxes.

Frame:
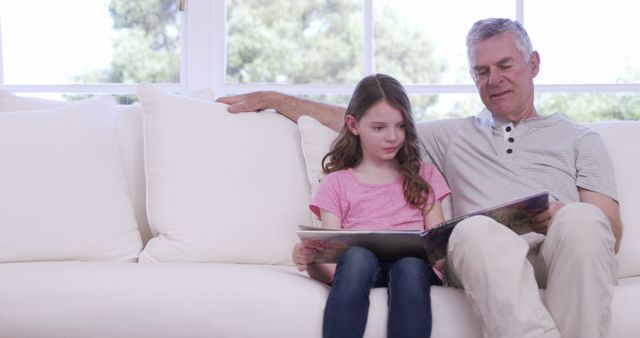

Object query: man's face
[469,32,539,121]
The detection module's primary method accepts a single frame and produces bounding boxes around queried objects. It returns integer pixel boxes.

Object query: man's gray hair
[466,18,533,62]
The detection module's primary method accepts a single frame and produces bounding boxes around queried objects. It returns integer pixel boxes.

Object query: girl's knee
[336,246,379,277]
[390,257,432,285]
[392,257,428,273]
[340,246,377,265]
[388,259,433,305]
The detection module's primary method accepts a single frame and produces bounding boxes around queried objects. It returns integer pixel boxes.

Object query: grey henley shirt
[416,111,617,217]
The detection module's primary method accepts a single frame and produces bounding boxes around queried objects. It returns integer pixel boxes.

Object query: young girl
[292,73,450,338]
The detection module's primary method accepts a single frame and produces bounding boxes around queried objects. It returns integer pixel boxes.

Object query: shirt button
[505,126,512,132]
[508,137,515,143]
[506,149,513,154]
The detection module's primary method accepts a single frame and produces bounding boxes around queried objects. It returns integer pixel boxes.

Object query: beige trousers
[445,203,617,338]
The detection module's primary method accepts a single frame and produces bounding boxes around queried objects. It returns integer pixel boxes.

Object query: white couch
[0,84,639,338]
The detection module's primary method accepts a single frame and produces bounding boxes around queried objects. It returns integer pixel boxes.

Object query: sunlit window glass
[412,93,484,121]
[0,0,180,85]
[527,0,640,84]
[226,0,363,85]
[373,0,514,85]
[536,92,640,122]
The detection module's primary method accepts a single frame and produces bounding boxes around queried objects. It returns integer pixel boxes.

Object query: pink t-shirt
[310,162,450,230]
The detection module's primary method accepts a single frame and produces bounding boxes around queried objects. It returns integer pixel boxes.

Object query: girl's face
[346,100,406,164]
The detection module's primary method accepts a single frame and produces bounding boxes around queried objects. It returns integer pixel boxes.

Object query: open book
[297,191,549,265]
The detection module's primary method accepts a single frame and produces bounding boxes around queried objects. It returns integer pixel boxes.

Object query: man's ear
[346,115,359,135]
[530,51,540,78]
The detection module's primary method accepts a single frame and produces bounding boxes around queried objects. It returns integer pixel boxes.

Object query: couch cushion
[0,261,485,338]
[136,83,312,264]
[298,115,339,226]
[0,89,217,245]
[0,262,328,338]
[0,96,142,262]
[0,89,67,110]
[0,90,152,244]
[2,262,638,338]
[586,121,640,278]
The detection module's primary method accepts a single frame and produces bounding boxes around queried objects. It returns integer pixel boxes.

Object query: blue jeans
[323,246,441,338]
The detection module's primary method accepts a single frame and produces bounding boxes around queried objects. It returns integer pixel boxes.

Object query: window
[226,0,363,85]
[0,0,180,101]
[1,0,639,120]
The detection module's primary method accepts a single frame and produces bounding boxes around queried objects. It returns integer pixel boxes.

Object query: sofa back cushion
[137,83,312,264]
[0,90,153,244]
[586,121,640,278]
[0,96,142,262]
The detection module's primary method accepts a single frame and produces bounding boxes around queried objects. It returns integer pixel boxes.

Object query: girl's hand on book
[292,242,323,272]
[433,258,446,272]
[432,258,447,285]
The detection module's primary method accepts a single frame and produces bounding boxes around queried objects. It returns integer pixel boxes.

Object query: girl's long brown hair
[322,74,432,210]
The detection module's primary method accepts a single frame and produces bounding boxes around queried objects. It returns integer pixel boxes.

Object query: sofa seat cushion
[0,262,327,338]
[1,262,638,337]
[0,262,480,338]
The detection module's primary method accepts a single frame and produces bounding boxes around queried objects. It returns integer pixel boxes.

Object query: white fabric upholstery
[585,122,640,277]
[0,96,142,262]
[0,90,67,110]
[0,89,215,246]
[1,262,637,338]
[0,262,327,338]
[297,115,339,226]
[298,115,339,194]
[113,103,151,243]
[137,83,312,264]
[0,90,152,244]
[0,262,481,338]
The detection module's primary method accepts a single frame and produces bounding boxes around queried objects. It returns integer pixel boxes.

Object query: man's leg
[323,246,380,338]
[445,215,560,338]
[537,203,617,338]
